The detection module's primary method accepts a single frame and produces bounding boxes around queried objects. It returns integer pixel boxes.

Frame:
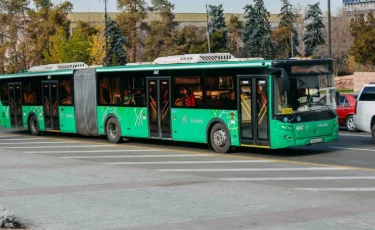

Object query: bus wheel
[210,123,231,153]
[29,116,40,136]
[106,117,122,144]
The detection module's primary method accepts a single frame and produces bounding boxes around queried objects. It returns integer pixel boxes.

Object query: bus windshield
[274,74,336,116]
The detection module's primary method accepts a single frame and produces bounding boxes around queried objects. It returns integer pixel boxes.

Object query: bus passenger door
[238,77,270,147]
[42,81,60,131]
[8,83,22,128]
[147,78,171,139]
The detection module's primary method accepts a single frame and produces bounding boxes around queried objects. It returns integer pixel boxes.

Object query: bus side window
[22,80,41,105]
[59,80,73,105]
[0,84,8,105]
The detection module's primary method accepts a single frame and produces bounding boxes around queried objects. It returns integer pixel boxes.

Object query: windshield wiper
[308,101,336,116]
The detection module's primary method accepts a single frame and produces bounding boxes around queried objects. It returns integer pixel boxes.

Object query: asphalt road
[1,128,375,229]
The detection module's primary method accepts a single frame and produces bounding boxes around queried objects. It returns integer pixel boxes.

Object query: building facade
[68,12,283,34]
[344,0,375,15]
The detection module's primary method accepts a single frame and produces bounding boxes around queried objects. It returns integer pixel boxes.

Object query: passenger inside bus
[175,87,196,107]
[123,90,135,105]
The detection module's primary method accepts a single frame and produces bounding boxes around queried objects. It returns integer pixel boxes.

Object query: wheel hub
[347,117,355,130]
[213,130,227,147]
[109,123,118,138]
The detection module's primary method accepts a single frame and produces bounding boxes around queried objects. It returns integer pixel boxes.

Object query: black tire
[210,123,231,153]
[372,124,375,144]
[345,115,357,132]
[29,115,40,136]
[106,117,122,144]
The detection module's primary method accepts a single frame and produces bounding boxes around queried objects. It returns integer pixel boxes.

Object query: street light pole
[206,4,211,53]
[104,0,109,66]
[328,0,332,58]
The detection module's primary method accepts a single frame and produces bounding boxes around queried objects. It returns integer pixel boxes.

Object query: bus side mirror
[281,69,289,91]
[336,91,340,106]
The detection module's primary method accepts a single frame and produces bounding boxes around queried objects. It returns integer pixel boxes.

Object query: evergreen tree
[107,18,127,66]
[116,0,148,62]
[242,0,274,59]
[303,3,325,57]
[349,12,375,67]
[208,4,228,52]
[143,0,179,61]
[174,25,206,54]
[278,0,298,57]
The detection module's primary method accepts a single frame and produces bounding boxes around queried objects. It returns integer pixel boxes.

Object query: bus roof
[0,60,272,79]
[0,69,74,79]
[96,60,272,73]
[0,56,333,79]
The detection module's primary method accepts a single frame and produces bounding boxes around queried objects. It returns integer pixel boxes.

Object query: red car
[337,94,357,132]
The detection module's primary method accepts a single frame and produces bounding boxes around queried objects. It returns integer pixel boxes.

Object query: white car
[353,83,375,142]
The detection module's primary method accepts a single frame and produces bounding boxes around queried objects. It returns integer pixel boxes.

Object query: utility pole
[206,4,211,53]
[104,0,109,66]
[328,0,332,58]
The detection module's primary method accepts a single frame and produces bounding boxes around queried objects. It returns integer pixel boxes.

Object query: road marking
[4,145,111,149]
[340,134,371,138]
[105,160,273,165]
[330,147,375,152]
[0,141,73,145]
[63,154,212,159]
[0,138,45,141]
[25,149,161,154]
[3,131,375,173]
[158,167,352,172]
[296,188,375,192]
[220,176,375,181]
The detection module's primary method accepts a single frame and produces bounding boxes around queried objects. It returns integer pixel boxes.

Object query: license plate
[310,138,323,144]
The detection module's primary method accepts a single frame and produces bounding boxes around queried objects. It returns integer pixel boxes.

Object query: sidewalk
[1,149,375,230]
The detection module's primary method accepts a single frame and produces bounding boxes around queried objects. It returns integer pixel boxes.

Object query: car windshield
[274,74,336,115]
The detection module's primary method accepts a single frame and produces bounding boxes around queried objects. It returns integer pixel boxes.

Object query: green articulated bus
[0,53,339,153]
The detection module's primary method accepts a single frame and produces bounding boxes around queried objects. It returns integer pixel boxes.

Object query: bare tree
[293,3,305,57]
[317,8,353,75]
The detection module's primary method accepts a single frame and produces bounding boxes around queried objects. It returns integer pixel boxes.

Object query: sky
[34,0,344,14]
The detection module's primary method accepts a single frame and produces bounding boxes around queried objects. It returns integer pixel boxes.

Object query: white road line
[220,176,375,181]
[158,167,352,172]
[25,149,161,154]
[63,154,212,159]
[330,147,375,152]
[296,188,375,192]
[105,160,273,165]
[4,145,111,149]
[0,138,45,141]
[339,134,371,138]
[0,141,73,145]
